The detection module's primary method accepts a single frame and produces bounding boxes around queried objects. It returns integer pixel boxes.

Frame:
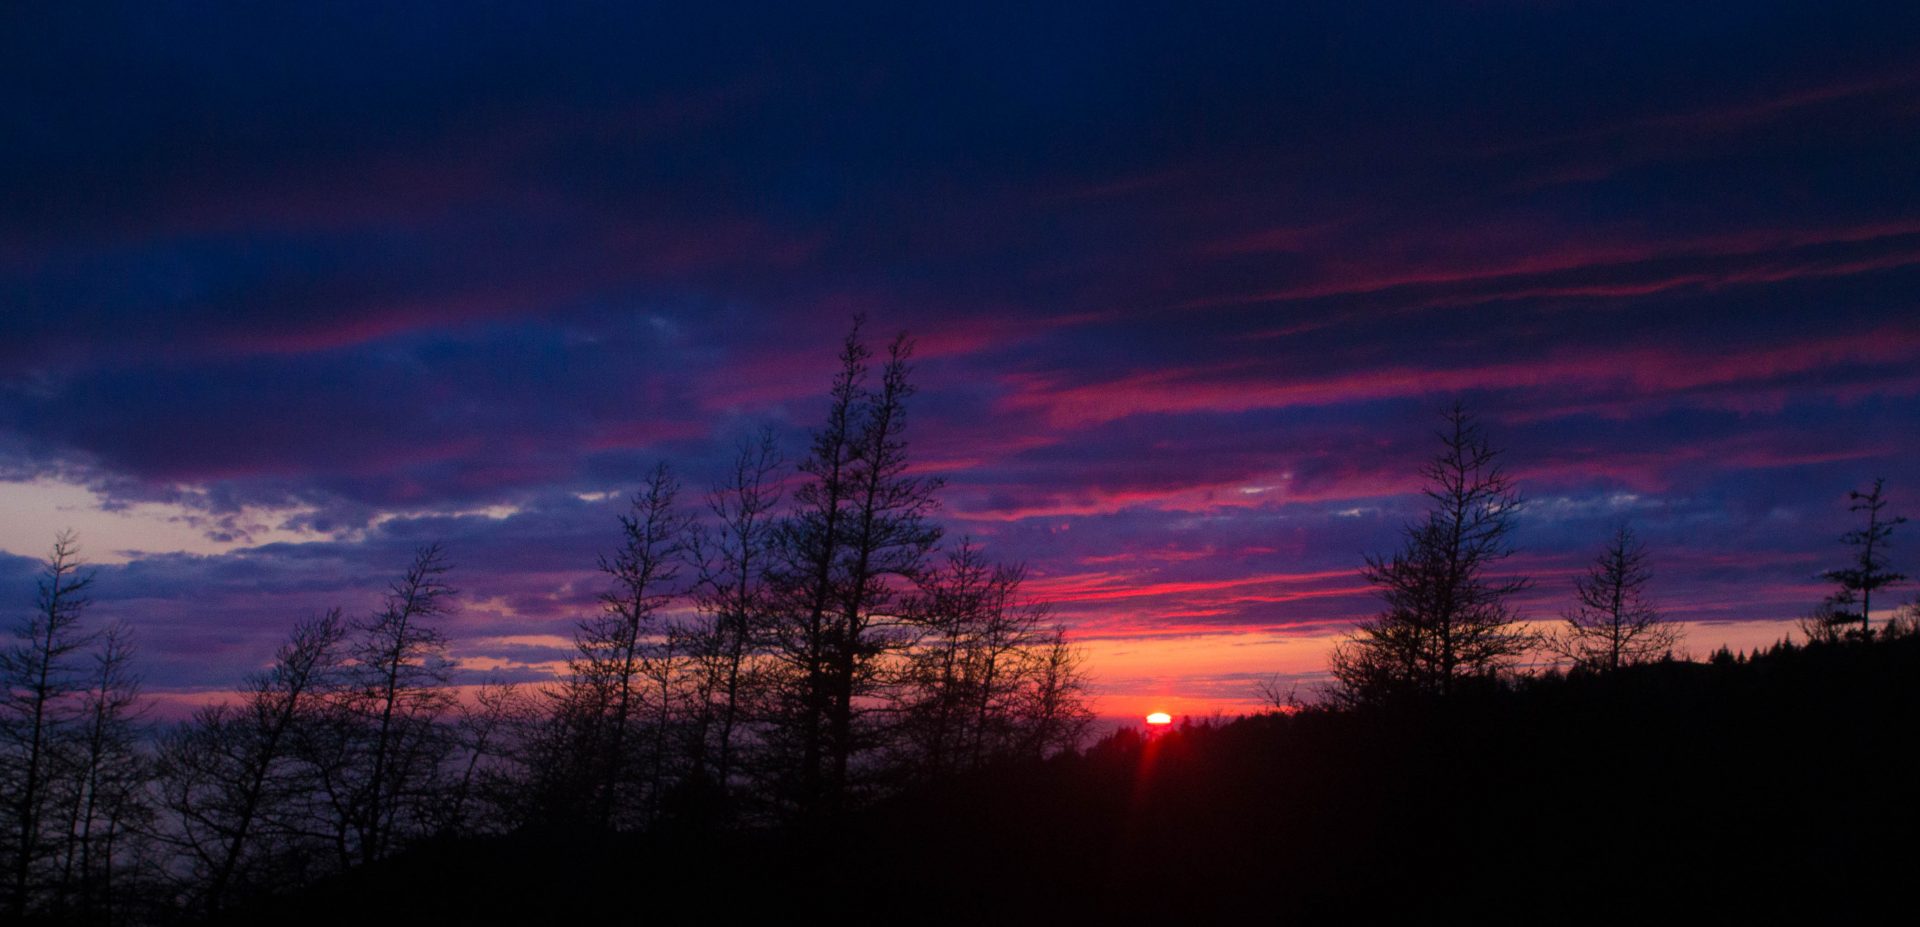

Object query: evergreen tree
[1551,524,1681,671]
[1819,478,1906,639]
[1330,403,1532,703]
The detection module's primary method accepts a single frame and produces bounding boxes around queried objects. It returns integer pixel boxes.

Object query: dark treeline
[214,628,1920,924]
[0,321,1094,925]
[4,345,1916,924]
[1325,402,1914,709]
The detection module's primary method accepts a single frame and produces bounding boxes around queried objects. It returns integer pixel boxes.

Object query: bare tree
[896,542,1095,775]
[1550,524,1681,672]
[2,531,97,919]
[1256,676,1303,713]
[765,321,944,818]
[686,430,783,798]
[520,684,606,828]
[821,330,943,811]
[155,609,344,914]
[1818,478,1906,639]
[52,622,147,922]
[284,547,457,869]
[1892,600,1920,638]
[551,465,689,829]
[436,681,534,837]
[346,544,457,865]
[1799,593,1858,645]
[1330,403,1533,704]
[1011,626,1096,760]
[896,541,1016,776]
[765,323,872,817]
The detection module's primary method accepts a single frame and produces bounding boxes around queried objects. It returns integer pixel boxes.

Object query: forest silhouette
[223,630,1920,923]
[3,321,1915,924]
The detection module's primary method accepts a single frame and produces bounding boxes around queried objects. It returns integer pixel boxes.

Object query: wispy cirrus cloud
[3,0,1917,714]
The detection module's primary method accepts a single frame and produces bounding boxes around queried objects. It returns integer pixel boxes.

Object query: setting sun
[1145,712,1173,726]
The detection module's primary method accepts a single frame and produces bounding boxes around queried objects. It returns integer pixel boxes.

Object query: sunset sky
[4,2,1918,721]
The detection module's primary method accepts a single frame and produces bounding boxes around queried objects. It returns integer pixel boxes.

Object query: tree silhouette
[766,320,943,818]
[1551,524,1681,672]
[52,622,146,921]
[438,680,532,837]
[821,328,943,813]
[895,542,1091,775]
[553,465,689,829]
[338,544,458,866]
[1013,626,1096,759]
[2,531,97,919]
[897,541,1008,777]
[685,429,783,800]
[1330,403,1532,703]
[1819,478,1906,639]
[156,609,345,914]
[764,326,869,817]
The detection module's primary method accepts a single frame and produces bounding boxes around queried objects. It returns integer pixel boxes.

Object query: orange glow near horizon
[1072,618,1809,722]
[136,621,1814,729]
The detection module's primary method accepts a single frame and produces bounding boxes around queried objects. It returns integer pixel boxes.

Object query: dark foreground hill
[223,634,1920,924]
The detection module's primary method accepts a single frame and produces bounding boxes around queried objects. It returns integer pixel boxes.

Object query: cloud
[2,0,1917,712]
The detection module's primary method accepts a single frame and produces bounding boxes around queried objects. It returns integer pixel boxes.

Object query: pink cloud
[1000,327,1920,431]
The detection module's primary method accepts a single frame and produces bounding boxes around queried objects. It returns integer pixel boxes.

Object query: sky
[4,2,1919,721]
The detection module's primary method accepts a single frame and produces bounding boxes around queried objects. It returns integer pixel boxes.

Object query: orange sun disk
[1145,712,1173,726]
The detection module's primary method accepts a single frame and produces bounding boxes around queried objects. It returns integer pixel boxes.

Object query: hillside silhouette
[215,629,1920,924]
